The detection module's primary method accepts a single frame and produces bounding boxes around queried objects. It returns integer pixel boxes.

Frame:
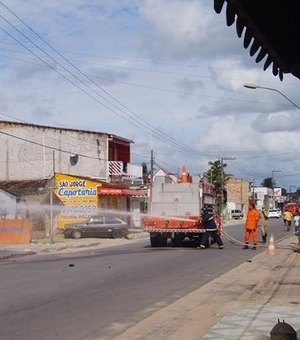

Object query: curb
[0,231,148,260]
[0,250,37,261]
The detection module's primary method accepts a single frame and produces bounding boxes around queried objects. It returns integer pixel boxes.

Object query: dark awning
[214,0,300,80]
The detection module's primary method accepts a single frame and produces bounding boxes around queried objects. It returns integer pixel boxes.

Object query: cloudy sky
[0,0,299,189]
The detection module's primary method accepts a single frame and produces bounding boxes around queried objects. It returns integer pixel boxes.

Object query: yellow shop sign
[54,173,100,228]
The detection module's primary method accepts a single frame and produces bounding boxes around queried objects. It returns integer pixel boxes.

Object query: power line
[0,3,297,166]
[0,19,169,141]
[0,111,122,154]
[2,2,284,159]
[0,4,208,156]
[0,50,294,110]
[0,130,103,160]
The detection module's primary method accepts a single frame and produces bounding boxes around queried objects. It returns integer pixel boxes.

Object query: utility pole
[149,150,154,214]
[49,151,55,244]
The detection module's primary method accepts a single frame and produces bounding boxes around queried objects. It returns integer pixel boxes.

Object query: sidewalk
[202,235,300,339]
[113,234,300,340]
[0,228,148,261]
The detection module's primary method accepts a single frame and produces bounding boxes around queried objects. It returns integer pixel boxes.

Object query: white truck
[143,174,218,247]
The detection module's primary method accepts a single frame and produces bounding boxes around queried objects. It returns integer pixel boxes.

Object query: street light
[244,83,300,110]
[271,170,281,208]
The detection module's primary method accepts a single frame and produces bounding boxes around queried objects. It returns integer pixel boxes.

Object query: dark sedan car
[64,216,128,239]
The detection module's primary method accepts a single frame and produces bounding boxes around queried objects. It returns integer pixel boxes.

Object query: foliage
[203,160,232,187]
[203,159,233,214]
[261,177,275,188]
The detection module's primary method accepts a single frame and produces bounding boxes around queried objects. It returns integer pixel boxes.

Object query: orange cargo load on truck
[143,215,201,230]
[143,214,207,247]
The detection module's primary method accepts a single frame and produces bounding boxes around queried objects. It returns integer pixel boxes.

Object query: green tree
[203,160,232,186]
[261,177,275,188]
[203,159,232,213]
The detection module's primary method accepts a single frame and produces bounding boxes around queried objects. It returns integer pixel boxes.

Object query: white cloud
[141,0,213,44]
[0,0,299,188]
[252,111,300,133]
[139,0,239,59]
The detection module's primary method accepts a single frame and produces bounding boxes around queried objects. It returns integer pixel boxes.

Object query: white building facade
[0,121,133,182]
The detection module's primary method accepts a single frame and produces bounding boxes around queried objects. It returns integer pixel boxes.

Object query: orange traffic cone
[268,233,276,256]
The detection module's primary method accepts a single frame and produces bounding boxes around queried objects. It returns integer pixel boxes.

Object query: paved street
[0,219,299,339]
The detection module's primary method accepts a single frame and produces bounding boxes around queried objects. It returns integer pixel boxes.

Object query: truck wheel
[150,234,161,247]
[159,235,168,247]
[150,234,167,247]
[171,237,182,247]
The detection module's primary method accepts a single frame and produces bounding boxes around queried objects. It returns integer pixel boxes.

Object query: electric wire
[3,2,292,158]
[0,51,294,110]
[0,5,211,156]
[0,111,117,157]
[0,19,170,143]
[0,130,103,160]
[0,2,298,175]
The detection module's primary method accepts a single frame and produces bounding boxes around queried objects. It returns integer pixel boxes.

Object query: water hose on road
[222,228,295,249]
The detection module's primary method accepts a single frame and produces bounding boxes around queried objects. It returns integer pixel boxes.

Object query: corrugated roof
[0,179,49,196]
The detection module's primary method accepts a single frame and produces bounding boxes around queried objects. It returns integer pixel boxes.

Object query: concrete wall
[151,181,200,216]
[226,178,250,216]
[0,124,108,181]
[0,190,18,219]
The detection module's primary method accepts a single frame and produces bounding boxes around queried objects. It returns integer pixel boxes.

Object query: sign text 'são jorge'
[54,174,100,228]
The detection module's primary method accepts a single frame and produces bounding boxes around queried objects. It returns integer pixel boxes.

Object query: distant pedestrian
[242,203,259,250]
[259,207,268,243]
[282,209,287,226]
[198,208,223,249]
[294,212,300,245]
[283,209,293,231]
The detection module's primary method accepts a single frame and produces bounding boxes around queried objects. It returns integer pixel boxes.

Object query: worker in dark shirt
[197,208,224,250]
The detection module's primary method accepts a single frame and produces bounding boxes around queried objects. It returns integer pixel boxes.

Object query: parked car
[64,215,128,239]
[231,209,244,219]
[268,208,282,219]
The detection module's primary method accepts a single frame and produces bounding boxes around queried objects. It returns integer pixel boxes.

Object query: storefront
[97,187,147,228]
[54,173,147,228]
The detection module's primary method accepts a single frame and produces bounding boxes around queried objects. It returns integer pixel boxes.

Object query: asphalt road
[0,218,290,340]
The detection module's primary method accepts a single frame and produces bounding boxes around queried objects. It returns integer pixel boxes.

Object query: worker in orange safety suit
[242,203,260,250]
